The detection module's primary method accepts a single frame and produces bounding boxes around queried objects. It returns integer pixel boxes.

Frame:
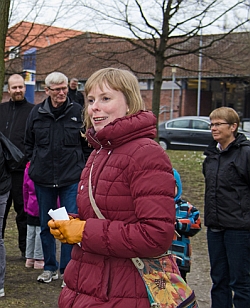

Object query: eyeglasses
[47,86,68,93]
[209,122,230,129]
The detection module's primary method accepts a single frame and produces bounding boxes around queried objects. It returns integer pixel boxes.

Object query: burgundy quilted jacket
[59,111,175,308]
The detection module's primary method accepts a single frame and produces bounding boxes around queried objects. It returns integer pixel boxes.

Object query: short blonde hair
[210,107,240,135]
[84,68,145,129]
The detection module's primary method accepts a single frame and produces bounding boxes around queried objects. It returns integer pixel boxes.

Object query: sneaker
[61,280,66,288]
[60,273,66,288]
[37,270,58,283]
[0,288,4,297]
[34,260,44,270]
[25,258,35,268]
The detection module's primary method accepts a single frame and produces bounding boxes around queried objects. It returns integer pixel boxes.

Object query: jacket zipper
[7,102,16,139]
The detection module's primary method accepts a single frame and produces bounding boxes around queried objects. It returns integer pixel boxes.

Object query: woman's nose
[91,100,101,110]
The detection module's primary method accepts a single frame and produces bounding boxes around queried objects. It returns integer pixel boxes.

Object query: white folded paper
[48,207,69,220]
[48,207,81,247]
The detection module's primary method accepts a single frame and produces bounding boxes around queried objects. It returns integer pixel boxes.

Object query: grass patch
[166,150,205,210]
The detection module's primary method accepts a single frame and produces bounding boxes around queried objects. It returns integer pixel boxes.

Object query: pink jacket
[59,111,175,308]
[23,161,39,217]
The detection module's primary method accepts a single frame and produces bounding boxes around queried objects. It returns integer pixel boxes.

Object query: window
[77,82,85,91]
[192,120,210,130]
[167,119,190,129]
[3,84,8,92]
[37,82,46,91]
[9,46,20,59]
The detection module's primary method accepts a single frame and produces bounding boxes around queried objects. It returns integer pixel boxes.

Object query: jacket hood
[86,110,157,150]
[173,168,182,201]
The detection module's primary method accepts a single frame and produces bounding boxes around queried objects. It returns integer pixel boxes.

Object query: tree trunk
[0,0,10,102]
[152,54,165,141]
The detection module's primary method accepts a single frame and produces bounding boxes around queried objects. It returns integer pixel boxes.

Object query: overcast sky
[9,0,250,37]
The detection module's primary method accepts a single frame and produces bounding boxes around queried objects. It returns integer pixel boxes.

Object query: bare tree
[0,0,11,101]
[1,0,83,100]
[6,0,80,59]
[75,0,250,124]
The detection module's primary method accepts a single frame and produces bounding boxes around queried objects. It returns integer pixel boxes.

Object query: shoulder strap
[89,163,105,219]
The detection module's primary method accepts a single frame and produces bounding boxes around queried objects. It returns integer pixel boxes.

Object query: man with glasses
[24,72,92,285]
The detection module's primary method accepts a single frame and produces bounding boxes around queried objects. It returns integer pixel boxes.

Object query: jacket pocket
[33,123,50,145]
[64,124,80,146]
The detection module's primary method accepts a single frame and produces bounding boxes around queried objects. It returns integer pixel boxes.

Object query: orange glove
[48,218,86,244]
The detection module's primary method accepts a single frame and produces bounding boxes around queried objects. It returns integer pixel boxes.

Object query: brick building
[3,22,250,122]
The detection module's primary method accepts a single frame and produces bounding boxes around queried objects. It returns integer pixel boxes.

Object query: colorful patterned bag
[135,254,198,308]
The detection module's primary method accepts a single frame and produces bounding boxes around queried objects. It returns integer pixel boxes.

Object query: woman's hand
[48,218,86,244]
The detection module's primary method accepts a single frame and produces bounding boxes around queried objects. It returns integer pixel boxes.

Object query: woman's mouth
[93,117,108,122]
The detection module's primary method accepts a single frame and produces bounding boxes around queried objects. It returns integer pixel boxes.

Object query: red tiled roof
[5,21,83,57]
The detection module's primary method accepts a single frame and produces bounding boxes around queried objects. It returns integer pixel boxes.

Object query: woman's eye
[87,99,94,105]
[102,97,110,102]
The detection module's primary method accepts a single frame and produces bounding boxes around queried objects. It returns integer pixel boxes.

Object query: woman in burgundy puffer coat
[49,68,175,307]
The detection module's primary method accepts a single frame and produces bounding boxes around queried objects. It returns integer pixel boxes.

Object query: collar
[10,98,28,105]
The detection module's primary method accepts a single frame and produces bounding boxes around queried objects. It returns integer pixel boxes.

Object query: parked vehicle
[158,116,250,151]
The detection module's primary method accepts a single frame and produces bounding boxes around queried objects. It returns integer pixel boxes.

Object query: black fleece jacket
[0,98,34,171]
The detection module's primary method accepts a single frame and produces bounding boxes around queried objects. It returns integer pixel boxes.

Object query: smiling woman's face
[87,83,128,133]
[210,117,237,149]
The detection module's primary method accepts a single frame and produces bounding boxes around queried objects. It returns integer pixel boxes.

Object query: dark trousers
[2,171,27,253]
[207,228,250,308]
[179,269,187,282]
[35,183,78,274]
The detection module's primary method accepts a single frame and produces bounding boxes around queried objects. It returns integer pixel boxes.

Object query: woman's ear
[231,123,238,132]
